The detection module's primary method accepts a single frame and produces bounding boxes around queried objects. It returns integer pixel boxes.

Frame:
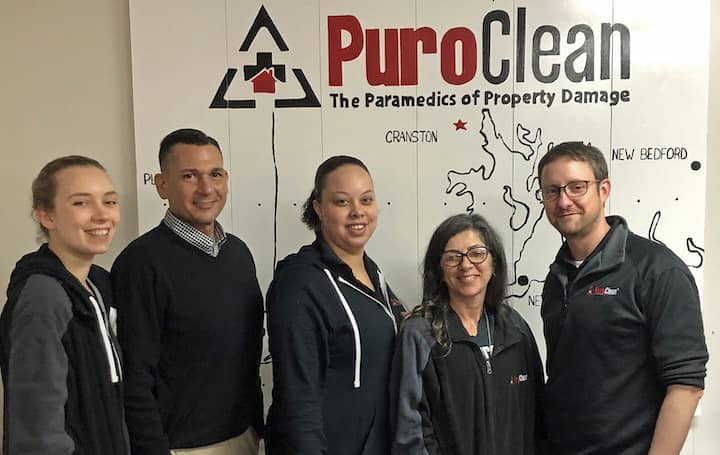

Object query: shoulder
[625,231,685,267]
[269,261,329,298]
[504,304,527,323]
[266,252,342,321]
[114,226,166,262]
[224,232,248,247]
[112,225,177,273]
[498,306,542,367]
[223,233,256,258]
[399,314,435,345]
[501,305,535,337]
[11,274,73,323]
[272,243,330,286]
[266,260,338,332]
[624,231,691,277]
[400,314,431,333]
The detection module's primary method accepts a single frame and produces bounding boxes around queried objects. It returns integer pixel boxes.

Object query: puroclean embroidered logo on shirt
[587,286,620,296]
[510,374,528,384]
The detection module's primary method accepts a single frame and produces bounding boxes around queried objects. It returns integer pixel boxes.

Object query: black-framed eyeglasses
[441,246,490,267]
[535,180,601,202]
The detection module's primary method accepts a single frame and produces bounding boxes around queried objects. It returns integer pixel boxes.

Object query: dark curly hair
[411,213,509,352]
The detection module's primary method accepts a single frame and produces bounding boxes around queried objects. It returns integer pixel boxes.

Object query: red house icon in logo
[251,68,278,93]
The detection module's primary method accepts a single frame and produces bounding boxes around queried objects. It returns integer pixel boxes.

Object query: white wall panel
[128,1,710,449]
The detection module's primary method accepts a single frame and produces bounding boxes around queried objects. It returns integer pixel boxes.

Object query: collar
[162,210,227,257]
[313,235,371,275]
[312,235,384,300]
[551,215,628,280]
[447,307,521,354]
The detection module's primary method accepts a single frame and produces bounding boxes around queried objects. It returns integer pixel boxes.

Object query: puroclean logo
[587,286,620,296]
[210,5,320,109]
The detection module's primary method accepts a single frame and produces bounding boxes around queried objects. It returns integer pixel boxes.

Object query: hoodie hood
[7,244,97,317]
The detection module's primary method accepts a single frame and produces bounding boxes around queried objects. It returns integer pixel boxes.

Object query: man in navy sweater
[537,141,707,455]
[112,129,264,455]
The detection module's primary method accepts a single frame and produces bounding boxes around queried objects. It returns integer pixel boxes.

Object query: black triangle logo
[210,5,321,109]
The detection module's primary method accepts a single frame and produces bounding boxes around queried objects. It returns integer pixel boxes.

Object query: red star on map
[453,119,467,130]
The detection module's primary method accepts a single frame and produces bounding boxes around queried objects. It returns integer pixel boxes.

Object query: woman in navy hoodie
[266,155,404,455]
[0,156,129,454]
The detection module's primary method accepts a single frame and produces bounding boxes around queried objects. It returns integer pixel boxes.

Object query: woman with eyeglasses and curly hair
[390,213,546,455]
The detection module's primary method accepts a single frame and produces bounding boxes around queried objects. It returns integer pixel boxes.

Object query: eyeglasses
[536,180,601,202]
[441,246,490,267]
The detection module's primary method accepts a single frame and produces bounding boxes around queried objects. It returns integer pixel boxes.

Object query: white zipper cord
[337,276,397,334]
[324,269,362,388]
[88,295,121,383]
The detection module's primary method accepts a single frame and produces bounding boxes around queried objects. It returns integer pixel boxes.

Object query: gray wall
[0,0,718,452]
[0,0,137,448]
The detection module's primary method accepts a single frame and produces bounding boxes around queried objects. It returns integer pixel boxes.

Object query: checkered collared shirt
[163,210,227,257]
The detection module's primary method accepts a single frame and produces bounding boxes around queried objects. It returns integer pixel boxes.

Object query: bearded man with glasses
[537,141,708,455]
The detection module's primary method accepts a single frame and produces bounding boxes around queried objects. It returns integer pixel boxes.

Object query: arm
[266,269,329,454]
[245,247,266,437]
[648,385,703,455]
[111,254,170,455]
[524,317,549,455]
[643,268,708,455]
[6,275,75,454]
[389,319,438,455]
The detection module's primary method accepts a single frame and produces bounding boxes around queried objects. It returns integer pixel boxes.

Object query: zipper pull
[481,347,493,375]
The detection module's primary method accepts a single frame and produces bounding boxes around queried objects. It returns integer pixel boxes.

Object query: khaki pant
[171,427,259,455]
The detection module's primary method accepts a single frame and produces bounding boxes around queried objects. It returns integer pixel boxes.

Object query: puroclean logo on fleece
[210,6,321,109]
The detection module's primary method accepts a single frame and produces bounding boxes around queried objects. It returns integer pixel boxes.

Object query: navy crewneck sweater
[112,223,264,454]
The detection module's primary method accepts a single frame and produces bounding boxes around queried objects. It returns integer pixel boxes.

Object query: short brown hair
[537,141,608,185]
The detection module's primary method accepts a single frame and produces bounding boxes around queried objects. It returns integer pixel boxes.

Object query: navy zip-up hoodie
[0,244,129,455]
[266,237,404,455]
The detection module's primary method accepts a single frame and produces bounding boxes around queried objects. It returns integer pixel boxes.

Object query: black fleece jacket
[390,307,544,455]
[266,237,404,455]
[542,216,708,454]
[0,244,129,455]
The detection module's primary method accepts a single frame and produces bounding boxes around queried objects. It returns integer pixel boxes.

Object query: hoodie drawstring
[324,269,362,389]
[87,281,122,384]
